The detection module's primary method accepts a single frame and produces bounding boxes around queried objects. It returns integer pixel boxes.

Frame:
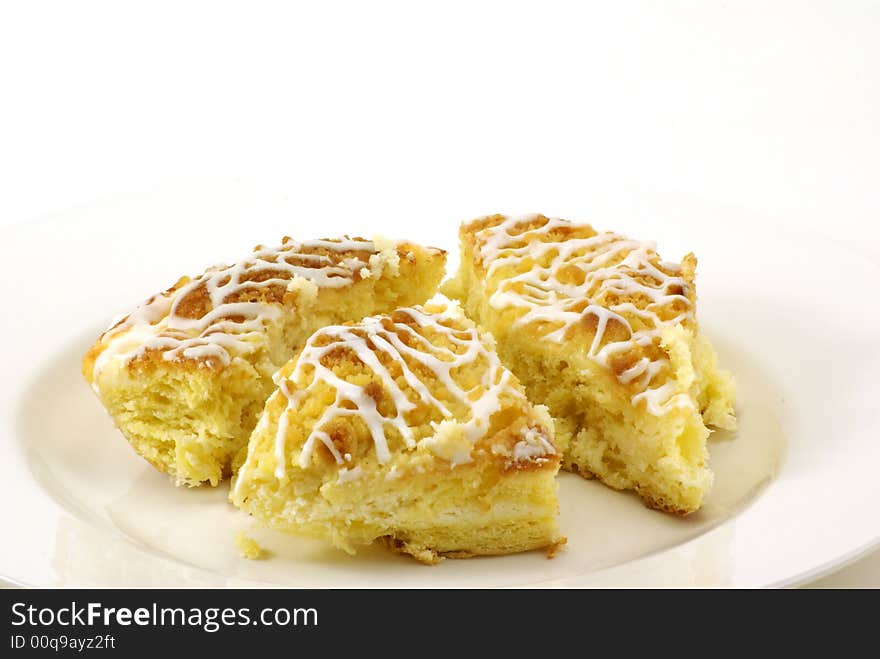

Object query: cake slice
[83,236,446,487]
[230,298,562,563]
[444,214,735,514]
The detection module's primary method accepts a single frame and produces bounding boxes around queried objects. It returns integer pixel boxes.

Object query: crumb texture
[235,531,266,560]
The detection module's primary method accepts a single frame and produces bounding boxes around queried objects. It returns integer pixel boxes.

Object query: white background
[0,1,877,587]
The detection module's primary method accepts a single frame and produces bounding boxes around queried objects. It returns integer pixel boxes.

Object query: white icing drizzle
[91,236,383,382]
[472,214,694,415]
[269,301,548,480]
[512,426,557,463]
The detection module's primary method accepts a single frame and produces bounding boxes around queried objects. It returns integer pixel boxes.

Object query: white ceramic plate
[2,184,878,587]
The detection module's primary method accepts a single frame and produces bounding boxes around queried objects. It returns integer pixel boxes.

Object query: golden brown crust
[447,215,735,516]
[271,300,560,474]
[378,537,445,565]
[378,533,566,565]
[456,213,698,403]
[231,299,562,560]
[83,238,446,382]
